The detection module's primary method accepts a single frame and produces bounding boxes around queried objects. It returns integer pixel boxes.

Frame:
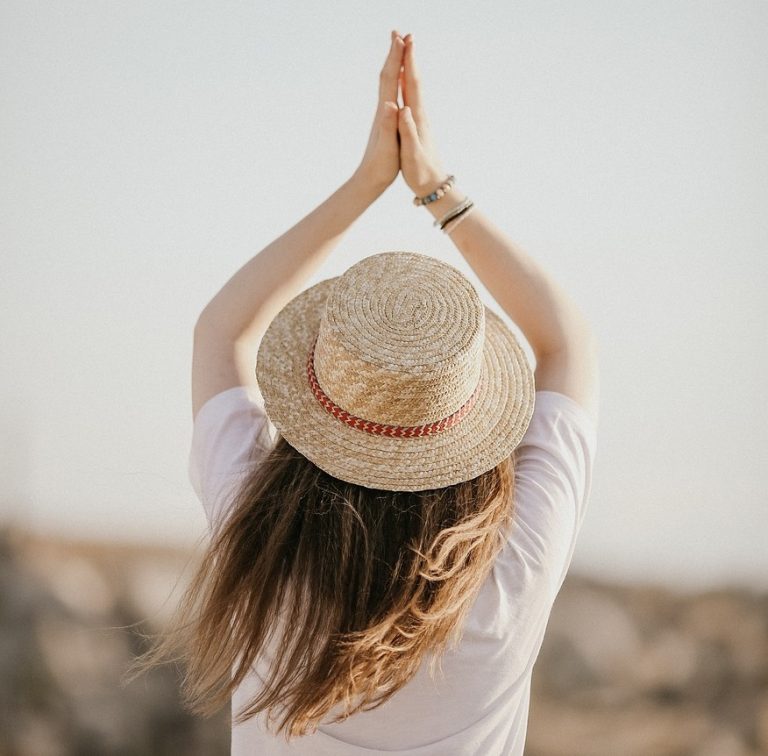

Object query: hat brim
[255,277,535,491]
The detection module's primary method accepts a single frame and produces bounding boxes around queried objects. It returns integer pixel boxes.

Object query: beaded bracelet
[443,203,476,234]
[413,174,456,206]
[434,197,473,228]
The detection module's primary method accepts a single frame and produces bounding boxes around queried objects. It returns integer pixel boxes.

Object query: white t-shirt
[189,387,598,756]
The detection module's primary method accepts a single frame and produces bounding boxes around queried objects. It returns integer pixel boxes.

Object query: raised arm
[191,31,406,420]
[423,193,599,422]
[396,34,599,422]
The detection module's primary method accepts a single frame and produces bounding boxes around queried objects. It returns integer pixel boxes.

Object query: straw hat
[255,251,535,492]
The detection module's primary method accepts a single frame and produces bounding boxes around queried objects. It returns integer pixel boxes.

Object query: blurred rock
[526,699,728,756]
[693,728,759,756]
[756,691,768,752]
[14,710,68,756]
[0,524,229,755]
[681,592,768,681]
[542,584,643,687]
[21,549,116,619]
[632,627,699,692]
[529,574,768,755]
[122,556,195,630]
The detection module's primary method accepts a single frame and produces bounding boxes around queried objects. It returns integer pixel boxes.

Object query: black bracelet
[442,204,476,233]
[437,198,474,230]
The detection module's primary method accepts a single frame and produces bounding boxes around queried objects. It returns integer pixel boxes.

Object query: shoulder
[188,385,276,530]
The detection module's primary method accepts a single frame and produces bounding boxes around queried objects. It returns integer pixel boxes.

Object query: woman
[125,30,600,755]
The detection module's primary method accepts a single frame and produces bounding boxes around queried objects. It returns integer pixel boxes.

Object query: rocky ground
[529,574,768,755]
[0,524,766,756]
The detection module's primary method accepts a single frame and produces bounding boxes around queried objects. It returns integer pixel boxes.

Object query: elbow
[581,323,599,352]
[535,319,597,361]
[193,312,211,337]
[563,307,598,355]
[194,309,225,339]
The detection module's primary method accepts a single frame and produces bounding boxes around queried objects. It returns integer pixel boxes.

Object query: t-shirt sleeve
[188,385,276,534]
[497,389,598,606]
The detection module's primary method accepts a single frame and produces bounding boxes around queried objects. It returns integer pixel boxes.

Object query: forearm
[195,170,386,342]
[421,184,592,357]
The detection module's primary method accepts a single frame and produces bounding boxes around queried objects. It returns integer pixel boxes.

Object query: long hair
[123,425,516,743]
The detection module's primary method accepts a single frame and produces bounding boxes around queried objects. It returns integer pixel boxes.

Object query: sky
[1,0,766,591]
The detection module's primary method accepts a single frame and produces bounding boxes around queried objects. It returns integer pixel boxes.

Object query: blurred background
[1,0,766,754]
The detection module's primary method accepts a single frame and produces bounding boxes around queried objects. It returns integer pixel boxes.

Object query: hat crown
[313,252,485,427]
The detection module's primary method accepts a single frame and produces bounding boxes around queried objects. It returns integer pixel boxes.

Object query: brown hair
[123,428,516,743]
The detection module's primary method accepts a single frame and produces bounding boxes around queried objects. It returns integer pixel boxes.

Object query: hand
[354,30,405,192]
[397,34,448,196]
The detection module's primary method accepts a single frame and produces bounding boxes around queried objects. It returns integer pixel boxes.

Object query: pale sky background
[1,1,766,591]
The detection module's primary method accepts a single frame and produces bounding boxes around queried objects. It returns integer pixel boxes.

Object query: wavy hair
[123,426,516,743]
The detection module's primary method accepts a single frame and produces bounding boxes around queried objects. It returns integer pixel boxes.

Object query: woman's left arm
[192,31,406,419]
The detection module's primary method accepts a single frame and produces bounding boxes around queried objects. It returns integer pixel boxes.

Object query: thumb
[397,106,419,143]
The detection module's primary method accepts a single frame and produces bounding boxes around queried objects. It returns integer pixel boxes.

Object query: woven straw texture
[255,251,535,491]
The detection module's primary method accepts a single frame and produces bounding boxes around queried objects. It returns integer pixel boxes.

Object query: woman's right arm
[423,188,599,421]
[396,34,599,420]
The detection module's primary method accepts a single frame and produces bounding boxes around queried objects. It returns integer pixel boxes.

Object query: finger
[397,106,420,147]
[379,30,405,108]
[381,100,399,126]
[402,35,425,123]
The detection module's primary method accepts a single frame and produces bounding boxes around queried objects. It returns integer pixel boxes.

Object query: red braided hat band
[306,335,482,438]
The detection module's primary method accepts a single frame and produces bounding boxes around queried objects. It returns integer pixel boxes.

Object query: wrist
[411,171,447,198]
[349,167,391,200]
[419,185,467,222]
